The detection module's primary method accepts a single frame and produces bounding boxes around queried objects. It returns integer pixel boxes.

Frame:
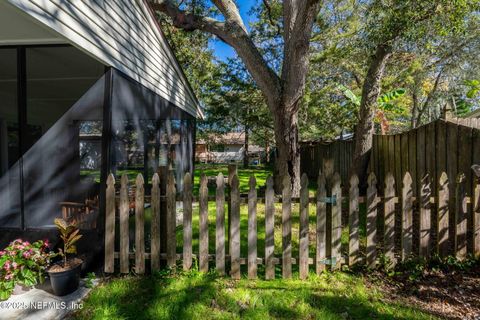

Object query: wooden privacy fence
[104,169,480,279]
[300,140,354,183]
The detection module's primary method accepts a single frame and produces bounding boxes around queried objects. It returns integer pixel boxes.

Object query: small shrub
[0,239,56,300]
[54,218,82,268]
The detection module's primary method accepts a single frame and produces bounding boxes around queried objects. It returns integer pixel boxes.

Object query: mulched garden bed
[367,264,480,320]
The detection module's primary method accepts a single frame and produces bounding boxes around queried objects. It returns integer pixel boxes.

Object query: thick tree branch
[150,0,282,107]
[211,0,247,32]
[151,1,226,34]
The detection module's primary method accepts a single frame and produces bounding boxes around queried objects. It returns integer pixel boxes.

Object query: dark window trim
[18,47,26,230]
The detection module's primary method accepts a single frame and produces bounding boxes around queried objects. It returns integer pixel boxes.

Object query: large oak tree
[151,0,321,194]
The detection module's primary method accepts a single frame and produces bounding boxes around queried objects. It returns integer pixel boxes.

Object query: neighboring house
[196,132,265,164]
[0,0,201,262]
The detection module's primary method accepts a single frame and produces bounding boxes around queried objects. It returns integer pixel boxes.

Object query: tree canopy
[153,0,480,186]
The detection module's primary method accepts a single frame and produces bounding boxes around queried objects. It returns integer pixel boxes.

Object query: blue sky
[209,0,258,61]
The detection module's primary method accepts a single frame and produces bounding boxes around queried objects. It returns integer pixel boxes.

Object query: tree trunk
[351,44,392,184]
[151,0,321,197]
[243,126,249,168]
[265,135,270,164]
[273,106,300,196]
[411,91,419,128]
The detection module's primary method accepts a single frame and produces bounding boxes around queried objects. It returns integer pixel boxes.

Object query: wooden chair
[60,196,99,229]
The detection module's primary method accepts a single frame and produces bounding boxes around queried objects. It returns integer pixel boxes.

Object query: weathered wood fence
[105,169,480,279]
[300,140,354,183]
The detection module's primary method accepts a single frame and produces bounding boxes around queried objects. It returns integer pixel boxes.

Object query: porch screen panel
[23,47,104,228]
[110,70,195,192]
[0,49,21,228]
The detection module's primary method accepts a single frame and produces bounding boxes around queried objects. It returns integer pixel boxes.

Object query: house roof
[197,132,266,152]
[3,0,203,119]
[198,132,246,145]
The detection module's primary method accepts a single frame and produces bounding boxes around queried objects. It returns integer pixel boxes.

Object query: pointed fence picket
[135,174,145,274]
[348,174,359,267]
[183,173,193,271]
[282,175,292,279]
[104,166,480,279]
[265,177,275,279]
[215,173,225,275]
[366,173,377,268]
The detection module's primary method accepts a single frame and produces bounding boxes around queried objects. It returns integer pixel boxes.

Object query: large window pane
[23,46,104,228]
[0,49,21,228]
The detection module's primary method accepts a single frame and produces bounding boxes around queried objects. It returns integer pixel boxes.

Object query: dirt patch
[368,267,480,320]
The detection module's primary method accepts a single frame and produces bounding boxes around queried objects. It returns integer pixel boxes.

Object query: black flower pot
[48,261,82,296]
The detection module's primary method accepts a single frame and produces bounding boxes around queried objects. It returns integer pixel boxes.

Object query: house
[0,0,201,266]
[196,132,265,164]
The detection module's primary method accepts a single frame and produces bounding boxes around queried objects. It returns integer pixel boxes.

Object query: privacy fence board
[301,120,480,198]
[300,140,354,183]
[105,161,479,278]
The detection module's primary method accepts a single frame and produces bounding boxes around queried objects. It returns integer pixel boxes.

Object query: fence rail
[105,168,480,279]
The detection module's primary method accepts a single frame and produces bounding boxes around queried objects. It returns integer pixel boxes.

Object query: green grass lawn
[89,164,420,320]
[74,270,438,320]
[193,163,272,195]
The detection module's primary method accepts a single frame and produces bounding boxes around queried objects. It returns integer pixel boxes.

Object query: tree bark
[243,126,249,168]
[411,90,419,128]
[151,0,321,195]
[273,105,300,195]
[351,44,392,184]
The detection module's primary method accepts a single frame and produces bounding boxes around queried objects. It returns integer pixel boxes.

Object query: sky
[209,0,258,61]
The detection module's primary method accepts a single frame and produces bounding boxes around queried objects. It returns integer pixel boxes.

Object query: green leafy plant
[338,85,406,133]
[337,85,406,110]
[0,239,55,300]
[465,79,480,99]
[54,218,82,268]
[85,272,96,288]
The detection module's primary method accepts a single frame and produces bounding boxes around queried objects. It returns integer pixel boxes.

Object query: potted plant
[47,218,83,296]
[0,239,54,300]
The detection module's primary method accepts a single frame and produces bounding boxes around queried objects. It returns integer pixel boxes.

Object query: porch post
[99,68,114,247]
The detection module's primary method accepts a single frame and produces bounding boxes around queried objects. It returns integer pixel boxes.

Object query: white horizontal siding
[7,0,201,118]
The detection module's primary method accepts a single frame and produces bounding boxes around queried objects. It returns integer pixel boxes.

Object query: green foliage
[337,85,361,107]
[85,272,96,289]
[307,0,479,136]
[465,79,480,99]
[396,255,479,282]
[379,89,406,110]
[54,218,82,267]
[0,239,55,300]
